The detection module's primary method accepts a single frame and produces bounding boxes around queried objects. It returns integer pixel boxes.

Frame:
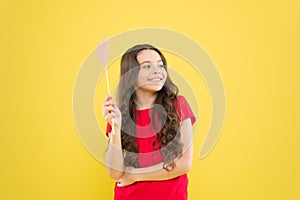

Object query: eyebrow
[140,60,163,65]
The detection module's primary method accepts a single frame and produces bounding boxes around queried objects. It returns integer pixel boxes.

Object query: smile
[148,77,163,82]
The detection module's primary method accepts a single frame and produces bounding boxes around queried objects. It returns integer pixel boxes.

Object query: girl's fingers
[104,94,112,101]
[104,112,116,123]
[103,96,117,109]
[105,110,115,116]
[110,111,116,117]
[104,99,114,106]
[103,107,119,119]
[104,101,110,106]
[104,105,114,112]
[103,100,117,115]
[102,95,121,125]
[104,115,110,121]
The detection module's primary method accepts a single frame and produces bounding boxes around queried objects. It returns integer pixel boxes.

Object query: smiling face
[136,49,167,93]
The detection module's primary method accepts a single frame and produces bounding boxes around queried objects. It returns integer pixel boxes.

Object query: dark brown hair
[117,44,183,171]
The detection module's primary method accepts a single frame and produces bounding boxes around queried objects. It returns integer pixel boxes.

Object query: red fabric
[105,95,196,200]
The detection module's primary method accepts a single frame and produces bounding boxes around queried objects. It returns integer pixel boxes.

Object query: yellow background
[1,0,299,199]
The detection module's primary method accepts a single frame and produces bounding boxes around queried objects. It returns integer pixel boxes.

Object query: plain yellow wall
[1,0,299,199]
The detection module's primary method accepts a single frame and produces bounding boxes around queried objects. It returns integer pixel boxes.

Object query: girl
[102,44,196,200]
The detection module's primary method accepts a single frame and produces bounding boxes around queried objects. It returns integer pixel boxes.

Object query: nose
[152,64,162,74]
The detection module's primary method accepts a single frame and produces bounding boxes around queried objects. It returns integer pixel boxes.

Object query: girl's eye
[159,64,165,68]
[142,65,151,69]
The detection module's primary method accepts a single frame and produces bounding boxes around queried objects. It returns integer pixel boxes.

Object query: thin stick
[105,64,115,135]
[97,36,115,135]
[105,66,111,95]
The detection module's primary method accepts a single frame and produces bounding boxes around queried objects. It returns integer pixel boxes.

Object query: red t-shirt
[106,96,196,200]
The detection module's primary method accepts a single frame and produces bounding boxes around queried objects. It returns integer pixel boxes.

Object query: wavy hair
[117,44,183,171]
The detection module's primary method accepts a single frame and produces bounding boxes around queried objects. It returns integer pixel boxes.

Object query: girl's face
[136,49,167,93]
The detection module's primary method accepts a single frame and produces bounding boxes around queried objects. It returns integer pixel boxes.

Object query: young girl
[102,44,196,200]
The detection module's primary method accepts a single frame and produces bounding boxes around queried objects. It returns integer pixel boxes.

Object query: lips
[148,77,163,82]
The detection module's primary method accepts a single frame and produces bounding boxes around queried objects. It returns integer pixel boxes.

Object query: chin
[143,85,164,92]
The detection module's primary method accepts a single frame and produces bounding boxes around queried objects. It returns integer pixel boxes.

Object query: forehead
[136,49,162,63]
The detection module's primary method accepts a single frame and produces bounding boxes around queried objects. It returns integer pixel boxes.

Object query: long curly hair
[117,44,183,171]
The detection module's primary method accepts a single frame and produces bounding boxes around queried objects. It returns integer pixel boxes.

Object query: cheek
[163,70,168,79]
[136,72,146,86]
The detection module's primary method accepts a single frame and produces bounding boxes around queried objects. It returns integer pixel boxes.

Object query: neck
[135,89,158,110]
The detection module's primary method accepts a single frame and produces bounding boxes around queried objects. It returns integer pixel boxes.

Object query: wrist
[125,167,141,182]
[130,172,140,182]
[113,117,122,129]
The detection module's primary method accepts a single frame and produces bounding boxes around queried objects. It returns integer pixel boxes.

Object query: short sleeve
[105,123,112,137]
[175,95,196,125]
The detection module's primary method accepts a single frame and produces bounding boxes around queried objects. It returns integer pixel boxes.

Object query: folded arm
[117,118,193,187]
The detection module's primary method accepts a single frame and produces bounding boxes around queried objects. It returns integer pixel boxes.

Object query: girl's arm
[117,118,193,187]
[103,95,125,180]
[106,126,125,180]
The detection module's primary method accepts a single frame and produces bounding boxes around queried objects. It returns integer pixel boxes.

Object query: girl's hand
[102,95,122,128]
[117,172,137,187]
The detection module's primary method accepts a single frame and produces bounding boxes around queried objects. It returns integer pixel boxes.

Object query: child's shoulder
[176,95,186,100]
[175,95,189,105]
[174,95,196,124]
